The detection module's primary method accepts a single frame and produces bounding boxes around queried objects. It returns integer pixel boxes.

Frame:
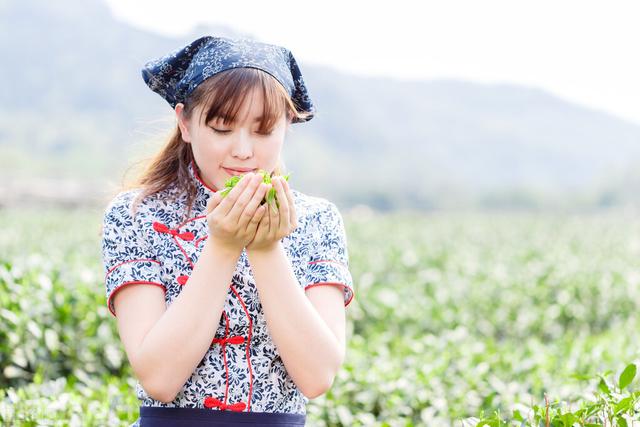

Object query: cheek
[264,134,284,154]
[271,127,287,144]
[193,140,227,163]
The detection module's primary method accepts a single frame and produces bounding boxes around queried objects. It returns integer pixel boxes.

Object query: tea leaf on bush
[618,363,637,390]
[598,377,611,395]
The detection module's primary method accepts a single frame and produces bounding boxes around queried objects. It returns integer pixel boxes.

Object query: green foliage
[219,170,291,214]
[468,368,640,426]
[0,208,126,391]
[0,376,139,426]
[1,208,640,425]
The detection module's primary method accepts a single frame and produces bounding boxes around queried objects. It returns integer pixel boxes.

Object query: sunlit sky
[105,0,640,125]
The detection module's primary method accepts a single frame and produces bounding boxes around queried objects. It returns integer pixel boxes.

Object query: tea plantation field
[1,206,639,426]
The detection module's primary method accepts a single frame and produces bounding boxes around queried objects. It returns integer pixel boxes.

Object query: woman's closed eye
[210,126,273,136]
[210,126,231,134]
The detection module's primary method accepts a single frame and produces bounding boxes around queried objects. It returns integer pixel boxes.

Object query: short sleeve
[304,201,355,307]
[101,194,164,317]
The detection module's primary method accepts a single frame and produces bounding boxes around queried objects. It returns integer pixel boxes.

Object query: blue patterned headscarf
[141,35,315,123]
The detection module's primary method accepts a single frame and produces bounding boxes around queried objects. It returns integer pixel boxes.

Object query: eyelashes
[210,127,231,134]
[210,127,273,136]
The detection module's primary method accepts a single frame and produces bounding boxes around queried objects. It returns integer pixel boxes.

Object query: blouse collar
[187,158,220,213]
[188,158,219,192]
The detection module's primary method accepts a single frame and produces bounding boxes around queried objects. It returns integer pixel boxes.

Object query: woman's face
[175,87,288,191]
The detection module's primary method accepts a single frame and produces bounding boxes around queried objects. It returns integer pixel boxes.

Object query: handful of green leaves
[220,170,291,214]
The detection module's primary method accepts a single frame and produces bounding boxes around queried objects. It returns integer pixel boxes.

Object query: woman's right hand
[205,172,271,253]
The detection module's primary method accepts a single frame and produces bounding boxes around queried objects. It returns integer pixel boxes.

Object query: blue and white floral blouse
[100,159,354,422]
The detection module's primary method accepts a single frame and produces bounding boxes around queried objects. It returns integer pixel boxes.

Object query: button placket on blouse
[204,311,248,411]
[152,217,253,412]
[152,221,196,276]
[152,219,199,284]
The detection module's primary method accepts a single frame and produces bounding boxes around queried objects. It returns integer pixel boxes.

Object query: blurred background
[2,1,640,426]
[2,0,640,212]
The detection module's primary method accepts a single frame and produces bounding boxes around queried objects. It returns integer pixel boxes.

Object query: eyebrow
[211,115,264,123]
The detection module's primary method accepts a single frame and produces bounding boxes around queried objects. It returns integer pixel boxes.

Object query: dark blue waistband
[139,406,306,426]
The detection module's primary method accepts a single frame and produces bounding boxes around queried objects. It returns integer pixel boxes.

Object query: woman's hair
[118,67,311,222]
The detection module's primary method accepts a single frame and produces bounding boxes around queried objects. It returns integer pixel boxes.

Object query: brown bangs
[188,68,296,134]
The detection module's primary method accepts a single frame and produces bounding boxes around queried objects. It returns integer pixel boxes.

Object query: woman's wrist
[246,241,282,257]
[203,238,243,260]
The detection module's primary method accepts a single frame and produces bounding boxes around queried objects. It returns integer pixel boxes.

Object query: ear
[175,103,192,143]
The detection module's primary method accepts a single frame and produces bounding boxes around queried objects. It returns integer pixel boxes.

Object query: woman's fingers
[274,177,289,234]
[282,178,297,228]
[206,191,222,214]
[239,182,270,229]
[216,173,254,216]
[248,203,267,233]
[227,173,263,222]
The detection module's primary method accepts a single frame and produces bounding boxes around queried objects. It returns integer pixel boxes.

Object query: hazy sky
[105,0,640,125]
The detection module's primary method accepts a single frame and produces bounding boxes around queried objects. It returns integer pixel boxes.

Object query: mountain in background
[1,0,640,210]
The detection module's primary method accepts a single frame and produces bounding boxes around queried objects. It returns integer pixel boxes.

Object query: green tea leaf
[618,363,637,390]
[219,170,291,215]
[598,377,611,395]
[614,396,633,414]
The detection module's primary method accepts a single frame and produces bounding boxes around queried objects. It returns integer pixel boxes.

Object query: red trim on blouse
[212,336,245,345]
[107,281,166,317]
[222,312,230,406]
[105,259,161,280]
[306,282,354,307]
[172,234,195,269]
[230,285,254,412]
[152,221,195,241]
[203,397,246,411]
[195,235,208,248]
[191,158,219,193]
[204,312,247,411]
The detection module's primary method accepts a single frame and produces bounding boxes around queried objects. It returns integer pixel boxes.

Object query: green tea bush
[0,208,128,391]
[1,207,640,426]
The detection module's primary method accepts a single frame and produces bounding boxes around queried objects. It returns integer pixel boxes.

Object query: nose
[230,128,253,159]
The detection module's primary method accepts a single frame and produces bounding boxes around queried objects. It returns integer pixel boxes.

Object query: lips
[223,167,256,176]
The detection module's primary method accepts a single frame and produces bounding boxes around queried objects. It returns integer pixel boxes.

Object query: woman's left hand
[246,176,297,252]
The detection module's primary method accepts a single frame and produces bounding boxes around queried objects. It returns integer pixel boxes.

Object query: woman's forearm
[246,243,343,398]
[135,240,241,402]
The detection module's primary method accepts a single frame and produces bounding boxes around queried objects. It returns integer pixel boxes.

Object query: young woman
[100,35,355,426]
